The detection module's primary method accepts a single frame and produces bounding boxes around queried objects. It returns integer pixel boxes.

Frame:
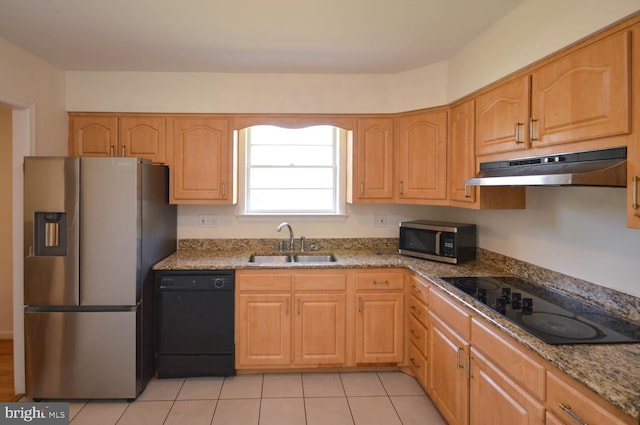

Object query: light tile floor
[43,371,448,425]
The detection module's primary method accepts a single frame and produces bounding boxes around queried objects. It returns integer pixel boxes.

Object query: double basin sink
[249,253,337,263]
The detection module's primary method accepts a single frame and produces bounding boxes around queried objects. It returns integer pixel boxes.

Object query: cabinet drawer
[237,272,292,291]
[407,341,427,388]
[294,272,347,291]
[408,315,428,356]
[408,274,429,305]
[547,369,636,425]
[408,296,428,327]
[471,318,545,400]
[356,270,404,290]
[428,288,471,339]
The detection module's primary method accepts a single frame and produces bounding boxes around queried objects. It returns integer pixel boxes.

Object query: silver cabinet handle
[456,347,463,369]
[297,298,301,315]
[410,305,421,315]
[632,176,638,210]
[558,403,589,425]
[221,183,226,198]
[409,329,420,340]
[409,358,420,368]
[515,122,524,144]
[411,284,422,295]
[360,182,364,195]
[399,181,404,195]
[121,145,125,157]
[529,118,538,142]
[373,280,390,286]
[464,184,471,198]
[109,145,114,157]
[358,297,363,313]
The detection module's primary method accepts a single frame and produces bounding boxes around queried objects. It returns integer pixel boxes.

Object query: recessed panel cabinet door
[294,293,346,365]
[236,293,291,367]
[352,118,395,201]
[448,100,476,205]
[476,76,530,156]
[396,110,448,202]
[119,116,166,163]
[69,115,118,157]
[469,349,545,425]
[169,117,230,203]
[355,292,403,364]
[530,30,631,148]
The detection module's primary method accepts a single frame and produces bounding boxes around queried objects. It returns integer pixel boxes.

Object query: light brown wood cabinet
[469,348,545,425]
[354,270,404,364]
[476,29,631,159]
[406,274,429,387]
[395,109,448,204]
[629,23,640,229]
[448,99,525,210]
[167,116,236,204]
[235,270,347,369]
[69,114,166,164]
[348,117,395,202]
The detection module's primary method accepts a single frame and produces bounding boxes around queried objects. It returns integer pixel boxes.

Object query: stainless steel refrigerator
[23,157,177,400]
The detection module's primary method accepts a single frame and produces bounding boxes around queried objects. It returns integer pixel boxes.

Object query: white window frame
[238,126,348,219]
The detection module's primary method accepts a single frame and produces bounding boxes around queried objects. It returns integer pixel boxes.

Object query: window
[243,125,343,215]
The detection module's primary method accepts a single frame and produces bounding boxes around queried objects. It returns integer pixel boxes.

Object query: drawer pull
[529,118,538,142]
[410,329,420,340]
[373,280,390,286]
[409,357,420,368]
[358,297,363,313]
[456,347,464,369]
[559,403,588,425]
[411,284,422,294]
[514,122,524,144]
[410,305,421,315]
[632,176,638,210]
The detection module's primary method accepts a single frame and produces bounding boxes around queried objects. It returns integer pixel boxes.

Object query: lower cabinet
[469,348,545,425]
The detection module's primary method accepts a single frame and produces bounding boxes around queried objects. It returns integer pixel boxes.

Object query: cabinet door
[236,293,291,367]
[631,25,640,229]
[351,118,395,201]
[355,292,404,364]
[396,110,448,203]
[476,76,530,156]
[119,116,166,163]
[530,30,630,149]
[449,100,476,205]
[169,117,230,203]
[428,311,469,425]
[469,349,545,425]
[293,293,346,365]
[69,115,118,157]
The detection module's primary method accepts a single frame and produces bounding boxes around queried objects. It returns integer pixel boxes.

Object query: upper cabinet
[449,100,525,210]
[629,24,640,229]
[476,28,631,159]
[396,109,448,205]
[69,113,166,164]
[348,117,395,203]
[167,116,236,205]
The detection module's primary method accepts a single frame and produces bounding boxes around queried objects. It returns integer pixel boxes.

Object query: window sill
[236,214,348,223]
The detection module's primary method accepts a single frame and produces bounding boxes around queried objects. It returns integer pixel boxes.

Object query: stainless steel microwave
[399,220,476,264]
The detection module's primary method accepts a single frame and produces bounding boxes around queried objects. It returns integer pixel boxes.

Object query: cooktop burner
[439,276,640,345]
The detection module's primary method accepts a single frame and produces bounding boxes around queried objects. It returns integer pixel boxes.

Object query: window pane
[250,145,334,166]
[250,168,334,189]
[250,125,334,146]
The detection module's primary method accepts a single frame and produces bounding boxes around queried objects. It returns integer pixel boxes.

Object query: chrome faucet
[277,222,294,251]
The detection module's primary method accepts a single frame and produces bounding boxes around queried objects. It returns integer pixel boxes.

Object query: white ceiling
[0,0,525,73]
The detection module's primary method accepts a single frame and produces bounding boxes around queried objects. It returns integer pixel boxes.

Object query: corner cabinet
[395,109,448,205]
[167,116,236,204]
[69,113,167,164]
[448,99,525,210]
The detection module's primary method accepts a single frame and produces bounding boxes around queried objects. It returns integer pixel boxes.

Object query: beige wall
[0,107,12,338]
[64,0,640,298]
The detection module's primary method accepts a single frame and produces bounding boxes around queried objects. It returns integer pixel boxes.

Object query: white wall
[63,0,640,299]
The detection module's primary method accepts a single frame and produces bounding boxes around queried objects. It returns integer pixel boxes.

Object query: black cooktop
[439,276,640,345]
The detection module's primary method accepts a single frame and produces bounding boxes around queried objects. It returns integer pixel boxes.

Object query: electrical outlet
[373,214,387,227]
[199,214,217,227]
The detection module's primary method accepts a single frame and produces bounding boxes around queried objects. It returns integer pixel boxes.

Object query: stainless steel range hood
[466,147,627,187]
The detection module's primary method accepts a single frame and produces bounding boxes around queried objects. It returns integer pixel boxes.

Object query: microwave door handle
[434,231,441,255]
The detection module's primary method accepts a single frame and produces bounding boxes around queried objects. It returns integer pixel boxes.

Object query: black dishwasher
[154,270,235,378]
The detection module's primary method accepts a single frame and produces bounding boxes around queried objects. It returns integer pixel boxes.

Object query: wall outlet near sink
[373,214,387,227]
[199,214,217,227]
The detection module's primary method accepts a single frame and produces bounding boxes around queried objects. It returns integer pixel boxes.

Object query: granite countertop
[153,239,640,420]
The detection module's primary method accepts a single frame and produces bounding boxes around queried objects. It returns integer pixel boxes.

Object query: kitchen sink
[293,254,337,263]
[248,254,292,263]
[248,253,337,263]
